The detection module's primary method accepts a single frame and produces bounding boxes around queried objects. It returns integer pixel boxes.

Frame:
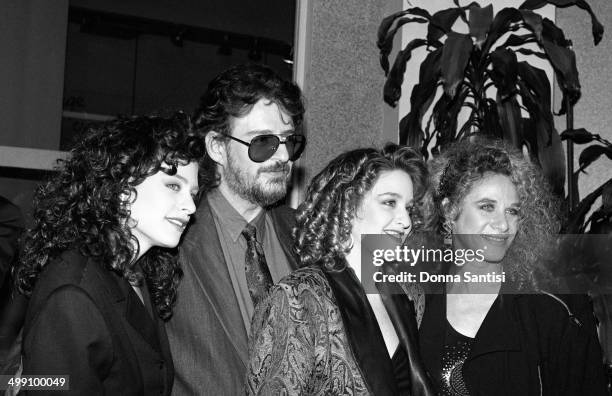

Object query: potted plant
[377,0,604,199]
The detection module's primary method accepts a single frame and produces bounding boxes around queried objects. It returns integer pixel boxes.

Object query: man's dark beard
[224,154,291,207]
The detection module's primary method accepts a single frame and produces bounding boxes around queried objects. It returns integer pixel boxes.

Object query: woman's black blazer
[22,250,174,395]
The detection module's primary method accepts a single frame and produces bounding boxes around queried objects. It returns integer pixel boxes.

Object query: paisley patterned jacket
[246,263,434,396]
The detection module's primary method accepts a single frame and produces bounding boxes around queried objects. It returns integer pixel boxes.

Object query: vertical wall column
[293,0,402,198]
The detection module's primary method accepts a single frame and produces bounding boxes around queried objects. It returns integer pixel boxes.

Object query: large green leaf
[440,32,472,98]
[516,80,546,130]
[578,145,612,171]
[401,78,443,157]
[378,9,410,39]
[513,13,580,107]
[427,8,464,42]
[378,17,428,75]
[383,39,429,106]
[433,85,469,149]
[398,49,443,150]
[376,8,431,43]
[517,88,552,161]
[519,10,543,41]
[537,126,566,196]
[377,8,433,74]
[481,99,503,140]
[497,94,523,148]
[560,128,597,144]
[489,48,518,100]
[517,62,552,113]
[537,126,565,197]
[482,8,523,55]
[563,179,612,233]
[377,8,432,47]
[520,0,604,45]
[514,47,547,60]
[417,47,443,91]
[378,10,409,53]
[541,17,570,46]
[399,112,425,155]
[541,40,581,108]
[499,34,538,48]
[399,82,439,150]
[515,68,564,195]
[468,4,493,48]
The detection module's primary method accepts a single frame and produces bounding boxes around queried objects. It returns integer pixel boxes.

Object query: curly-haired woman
[420,138,607,395]
[16,114,205,395]
[247,144,435,395]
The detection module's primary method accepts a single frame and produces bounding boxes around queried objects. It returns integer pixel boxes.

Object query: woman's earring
[442,220,453,246]
[346,234,355,251]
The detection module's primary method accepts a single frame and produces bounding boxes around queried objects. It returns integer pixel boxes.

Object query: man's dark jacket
[166,196,297,395]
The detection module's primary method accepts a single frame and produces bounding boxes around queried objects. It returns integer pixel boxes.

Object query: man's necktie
[241,223,274,307]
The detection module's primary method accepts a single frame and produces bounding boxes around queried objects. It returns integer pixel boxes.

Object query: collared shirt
[131,263,154,319]
[207,188,292,333]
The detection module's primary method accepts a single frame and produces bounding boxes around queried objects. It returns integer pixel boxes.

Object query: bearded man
[166,63,306,395]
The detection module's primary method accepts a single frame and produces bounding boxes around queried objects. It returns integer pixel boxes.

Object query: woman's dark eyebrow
[475,198,521,206]
[377,192,402,198]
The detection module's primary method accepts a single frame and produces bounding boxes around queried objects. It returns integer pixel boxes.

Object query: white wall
[556,0,612,201]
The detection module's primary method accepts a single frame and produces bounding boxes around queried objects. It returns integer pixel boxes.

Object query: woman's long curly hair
[295,144,433,271]
[429,138,561,290]
[16,113,206,320]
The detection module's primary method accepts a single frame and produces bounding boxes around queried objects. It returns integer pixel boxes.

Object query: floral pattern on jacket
[246,266,425,395]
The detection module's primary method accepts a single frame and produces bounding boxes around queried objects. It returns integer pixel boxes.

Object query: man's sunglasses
[226,134,306,163]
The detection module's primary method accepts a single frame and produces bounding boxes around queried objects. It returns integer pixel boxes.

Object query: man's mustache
[258,162,291,174]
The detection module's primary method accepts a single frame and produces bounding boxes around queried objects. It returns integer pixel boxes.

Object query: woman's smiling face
[129,161,199,256]
[451,173,520,263]
[351,169,415,244]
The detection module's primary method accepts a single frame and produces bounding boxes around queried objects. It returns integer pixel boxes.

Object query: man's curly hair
[429,138,561,290]
[192,63,305,188]
[295,144,433,272]
[16,113,206,320]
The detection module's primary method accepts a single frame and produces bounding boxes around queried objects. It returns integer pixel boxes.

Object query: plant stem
[567,97,576,212]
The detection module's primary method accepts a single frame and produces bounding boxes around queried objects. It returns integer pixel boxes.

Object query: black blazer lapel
[324,261,398,396]
[78,256,159,377]
[83,257,163,354]
[118,279,162,353]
